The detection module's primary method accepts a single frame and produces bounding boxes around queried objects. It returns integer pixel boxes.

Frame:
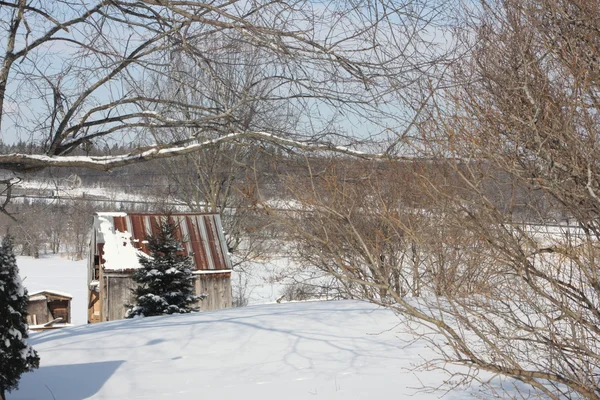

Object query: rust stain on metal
[113,217,126,234]
[98,212,232,271]
[185,216,205,269]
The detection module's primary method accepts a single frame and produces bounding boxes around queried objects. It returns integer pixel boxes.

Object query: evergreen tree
[0,236,39,400]
[126,218,202,318]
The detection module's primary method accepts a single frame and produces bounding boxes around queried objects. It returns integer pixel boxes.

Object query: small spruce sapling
[126,218,203,318]
[0,236,39,400]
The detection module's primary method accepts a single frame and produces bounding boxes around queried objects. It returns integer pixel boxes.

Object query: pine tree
[125,218,202,318]
[0,236,39,400]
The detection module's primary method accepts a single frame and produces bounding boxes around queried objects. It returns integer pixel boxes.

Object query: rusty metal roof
[95,212,232,271]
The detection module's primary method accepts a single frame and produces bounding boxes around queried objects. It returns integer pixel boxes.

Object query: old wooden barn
[88,212,233,323]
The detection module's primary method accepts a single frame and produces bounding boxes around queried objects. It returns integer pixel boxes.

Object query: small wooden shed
[88,212,233,323]
[27,290,72,330]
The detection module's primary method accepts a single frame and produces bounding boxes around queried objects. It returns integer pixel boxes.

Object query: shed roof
[28,290,73,300]
[94,212,232,272]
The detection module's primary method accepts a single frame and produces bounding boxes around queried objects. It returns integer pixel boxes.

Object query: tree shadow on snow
[10,360,124,400]
[30,302,380,346]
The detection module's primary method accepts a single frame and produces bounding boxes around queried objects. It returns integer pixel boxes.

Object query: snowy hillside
[10,300,520,400]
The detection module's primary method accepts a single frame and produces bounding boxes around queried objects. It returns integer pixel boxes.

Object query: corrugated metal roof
[96,213,232,271]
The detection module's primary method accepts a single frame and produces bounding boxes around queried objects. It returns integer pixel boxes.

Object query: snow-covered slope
[10,300,510,400]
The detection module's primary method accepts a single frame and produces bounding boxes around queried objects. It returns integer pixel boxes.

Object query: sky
[0,0,456,155]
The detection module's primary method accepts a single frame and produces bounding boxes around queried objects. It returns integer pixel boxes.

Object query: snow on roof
[96,212,128,217]
[28,290,73,299]
[94,212,233,271]
[191,269,232,275]
[96,214,147,271]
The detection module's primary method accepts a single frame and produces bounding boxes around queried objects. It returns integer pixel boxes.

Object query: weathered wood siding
[194,273,232,311]
[100,272,231,321]
[88,290,101,323]
[26,300,50,325]
[103,274,137,321]
[27,294,72,325]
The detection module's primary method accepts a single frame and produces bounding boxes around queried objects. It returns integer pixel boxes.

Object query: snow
[13,253,525,398]
[8,327,22,341]
[29,323,72,330]
[18,255,87,326]
[9,300,517,400]
[27,295,48,301]
[28,290,73,299]
[17,181,169,206]
[96,212,128,217]
[191,269,232,275]
[96,214,146,271]
[1,131,392,170]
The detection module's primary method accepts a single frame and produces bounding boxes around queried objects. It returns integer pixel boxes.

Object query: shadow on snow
[10,360,124,400]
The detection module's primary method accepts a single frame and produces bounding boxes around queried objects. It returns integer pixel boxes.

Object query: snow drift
[9,300,513,400]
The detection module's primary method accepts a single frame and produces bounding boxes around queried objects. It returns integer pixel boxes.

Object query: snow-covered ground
[17,179,170,205]
[18,255,88,325]
[11,300,517,400]
[14,255,529,399]
[232,256,291,304]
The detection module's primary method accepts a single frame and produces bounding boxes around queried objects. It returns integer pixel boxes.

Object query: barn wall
[194,274,232,311]
[26,300,50,325]
[102,272,232,321]
[104,275,137,321]
[97,265,105,322]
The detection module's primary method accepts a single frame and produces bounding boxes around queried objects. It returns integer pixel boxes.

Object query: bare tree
[273,0,600,398]
[156,36,283,263]
[421,1,600,397]
[278,156,497,298]
[0,0,448,175]
[42,203,67,254]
